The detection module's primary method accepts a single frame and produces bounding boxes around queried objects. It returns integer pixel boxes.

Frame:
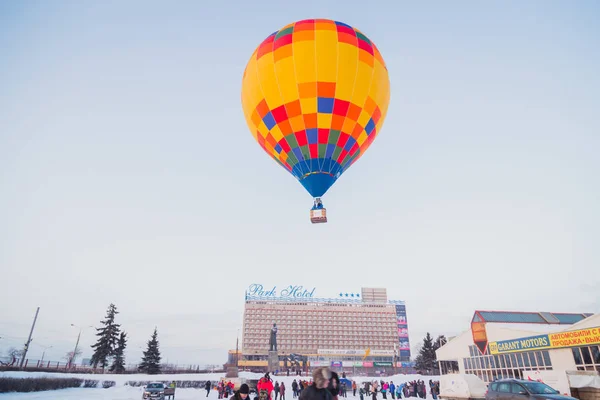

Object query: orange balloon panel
[241,19,390,198]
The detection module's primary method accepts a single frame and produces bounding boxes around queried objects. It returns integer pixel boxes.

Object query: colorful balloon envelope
[241,19,390,220]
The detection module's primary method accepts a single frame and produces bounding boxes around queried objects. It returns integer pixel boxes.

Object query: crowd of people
[217,380,235,398]
[225,369,441,400]
[357,379,441,400]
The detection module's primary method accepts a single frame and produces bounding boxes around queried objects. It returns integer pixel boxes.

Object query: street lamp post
[40,345,52,365]
[69,324,93,369]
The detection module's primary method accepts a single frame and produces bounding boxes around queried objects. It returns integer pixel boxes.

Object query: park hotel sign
[246,284,316,299]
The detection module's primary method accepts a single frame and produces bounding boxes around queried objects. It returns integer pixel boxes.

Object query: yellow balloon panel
[315,30,338,83]
[336,43,359,102]
[241,19,390,186]
[256,53,284,110]
[292,41,317,84]
[273,56,297,104]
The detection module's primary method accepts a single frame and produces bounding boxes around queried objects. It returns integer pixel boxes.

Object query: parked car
[142,382,175,400]
[486,379,576,400]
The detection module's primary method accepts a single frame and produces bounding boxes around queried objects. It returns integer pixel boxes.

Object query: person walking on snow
[280,382,286,400]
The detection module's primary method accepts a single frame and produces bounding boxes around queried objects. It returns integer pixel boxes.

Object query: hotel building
[230,285,414,374]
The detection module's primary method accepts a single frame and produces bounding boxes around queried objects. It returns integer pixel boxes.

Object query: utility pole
[20,307,40,369]
[69,329,82,369]
[69,324,92,369]
[40,345,52,365]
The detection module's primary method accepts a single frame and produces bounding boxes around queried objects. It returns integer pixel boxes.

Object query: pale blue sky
[1,1,599,367]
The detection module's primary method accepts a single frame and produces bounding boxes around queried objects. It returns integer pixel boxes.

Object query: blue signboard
[400,350,411,359]
[489,334,551,355]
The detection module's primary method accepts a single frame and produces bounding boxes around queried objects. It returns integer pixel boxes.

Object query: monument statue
[269,322,278,351]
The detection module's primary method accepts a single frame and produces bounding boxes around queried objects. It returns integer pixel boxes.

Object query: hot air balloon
[241,19,390,223]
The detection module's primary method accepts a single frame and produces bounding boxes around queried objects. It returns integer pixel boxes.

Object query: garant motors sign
[489,326,600,355]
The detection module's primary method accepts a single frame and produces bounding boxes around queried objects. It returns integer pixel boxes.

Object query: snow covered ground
[0,371,440,400]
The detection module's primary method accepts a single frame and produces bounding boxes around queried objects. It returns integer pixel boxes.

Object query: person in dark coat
[328,371,340,400]
[231,384,251,400]
[205,380,212,397]
[300,367,333,400]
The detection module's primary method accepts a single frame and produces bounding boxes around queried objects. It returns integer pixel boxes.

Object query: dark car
[485,379,576,400]
[142,382,175,400]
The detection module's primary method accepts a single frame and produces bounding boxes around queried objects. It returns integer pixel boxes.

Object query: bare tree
[5,348,23,366]
[64,348,83,363]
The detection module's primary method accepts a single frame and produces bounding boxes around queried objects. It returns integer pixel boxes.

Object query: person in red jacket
[257,373,275,400]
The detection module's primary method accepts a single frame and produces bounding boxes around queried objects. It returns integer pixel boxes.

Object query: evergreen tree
[89,303,121,371]
[109,331,128,373]
[139,327,162,374]
[415,332,437,373]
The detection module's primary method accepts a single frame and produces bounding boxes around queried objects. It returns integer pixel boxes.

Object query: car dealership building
[436,310,600,398]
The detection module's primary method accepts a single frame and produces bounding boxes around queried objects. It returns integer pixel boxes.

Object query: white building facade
[436,310,600,395]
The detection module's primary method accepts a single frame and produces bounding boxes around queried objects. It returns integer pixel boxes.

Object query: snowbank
[0,371,440,399]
